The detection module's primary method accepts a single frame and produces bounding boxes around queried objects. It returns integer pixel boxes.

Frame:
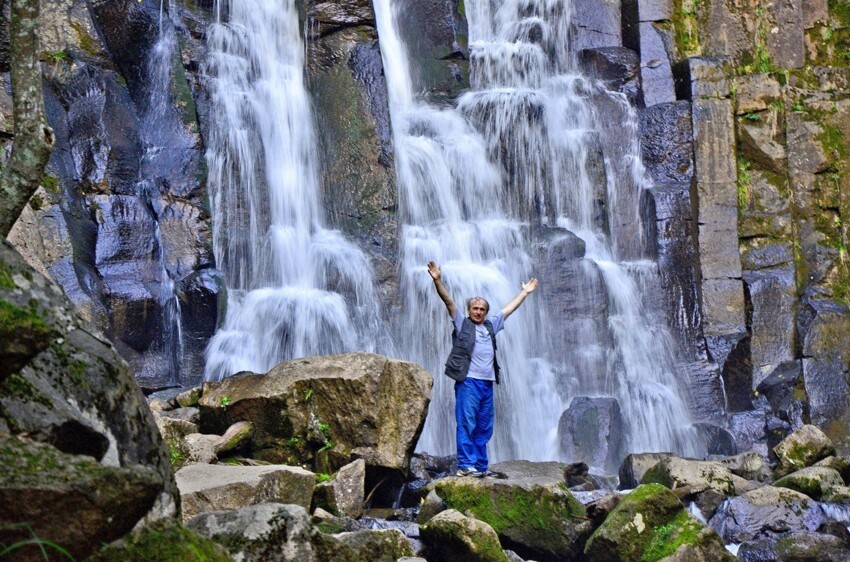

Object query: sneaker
[456,467,482,477]
[475,470,502,479]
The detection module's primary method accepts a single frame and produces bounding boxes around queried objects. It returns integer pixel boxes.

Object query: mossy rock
[420,509,508,562]
[774,466,845,499]
[434,475,586,560]
[584,484,731,562]
[312,528,413,562]
[641,457,737,496]
[89,518,233,561]
[773,424,836,477]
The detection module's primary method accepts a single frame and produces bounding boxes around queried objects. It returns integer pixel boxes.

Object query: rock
[734,74,782,114]
[198,353,432,471]
[572,0,622,49]
[88,518,232,562]
[0,240,177,522]
[814,456,850,484]
[741,241,794,271]
[708,486,824,543]
[765,0,804,69]
[773,424,836,477]
[176,463,316,521]
[773,531,850,562]
[186,503,314,562]
[434,461,587,560]
[639,100,693,184]
[773,466,844,500]
[0,437,164,562]
[214,421,253,456]
[582,491,623,524]
[176,386,203,408]
[421,509,508,562]
[673,57,733,100]
[312,528,413,562]
[184,433,220,465]
[719,451,772,482]
[755,361,805,428]
[558,396,625,472]
[641,457,738,496]
[634,22,676,107]
[693,423,737,456]
[579,47,641,105]
[739,123,788,174]
[312,459,365,518]
[745,267,797,390]
[584,484,732,561]
[619,452,676,489]
[417,489,447,525]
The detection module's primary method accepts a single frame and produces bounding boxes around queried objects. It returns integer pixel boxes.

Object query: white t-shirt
[453,309,505,381]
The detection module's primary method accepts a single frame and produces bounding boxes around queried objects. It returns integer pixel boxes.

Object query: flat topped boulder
[176,463,316,521]
[773,424,836,477]
[708,486,824,543]
[198,352,433,470]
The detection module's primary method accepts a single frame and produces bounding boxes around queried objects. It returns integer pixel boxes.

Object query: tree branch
[0,0,55,237]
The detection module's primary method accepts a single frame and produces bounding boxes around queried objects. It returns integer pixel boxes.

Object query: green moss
[70,21,99,56]
[89,519,232,561]
[68,360,89,387]
[170,41,199,131]
[0,263,17,289]
[0,300,52,350]
[831,0,850,27]
[316,521,346,534]
[775,475,824,498]
[41,174,59,193]
[737,157,752,210]
[457,0,465,18]
[0,373,53,407]
[641,510,704,561]
[671,0,701,58]
[29,194,44,211]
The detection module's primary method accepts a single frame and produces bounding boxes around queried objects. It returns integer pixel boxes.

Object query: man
[427,261,538,477]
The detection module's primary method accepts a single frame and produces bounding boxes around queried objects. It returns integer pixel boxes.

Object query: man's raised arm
[501,277,538,319]
[427,261,457,318]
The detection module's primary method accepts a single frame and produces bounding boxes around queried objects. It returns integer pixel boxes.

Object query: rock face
[176,463,316,521]
[558,396,625,472]
[198,353,432,471]
[0,240,177,558]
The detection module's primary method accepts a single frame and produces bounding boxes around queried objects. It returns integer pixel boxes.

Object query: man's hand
[427,261,441,281]
[521,278,538,294]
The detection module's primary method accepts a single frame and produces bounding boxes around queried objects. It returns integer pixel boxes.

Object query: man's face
[467,299,488,324]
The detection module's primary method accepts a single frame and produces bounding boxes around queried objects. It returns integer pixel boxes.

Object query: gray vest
[444,317,501,384]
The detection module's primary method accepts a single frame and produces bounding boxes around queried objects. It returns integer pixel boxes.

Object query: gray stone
[176,387,202,408]
[618,452,676,489]
[673,57,733,100]
[774,466,845,500]
[728,409,767,453]
[719,451,772,482]
[803,0,828,28]
[700,279,746,337]
[787,113,830,174]
[739,123,788,174]
[579,47,641,105]
[698,217,743,279]
[184,433,220,465]
[765,0,804,69]
[693,98,737,185]
[641,457,739,496]
[741,241,793,270]
[773,424,836,477]
[214,421,254,456]
[417,489,447,525]
[734,74,782,114]
[572,0,622,49]
[708,486,824,543]
[187,503,314,562]
[176,463,316,521]
[693,423,737,455]
[638,101,693,183]
[421,509,508,562]
[635,22,675,107]
[745,267,796,389]
[313,459,365,518]
[558,396,625,472]
[312,528,413,561]
[756,360,806,428]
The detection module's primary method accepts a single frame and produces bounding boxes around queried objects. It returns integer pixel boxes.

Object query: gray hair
[466,297,490,312]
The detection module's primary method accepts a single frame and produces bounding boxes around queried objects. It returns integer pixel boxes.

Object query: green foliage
[743,112,761,122]
[318,421,330,436]
[219,395,232,410]
[0,263,17,290]
[169,446,185,468]
[672,0,701,57]
[305,388,313,401]
[0,300,52,353]
[737,157,752,209]
[41,50,67,63]
[29,194,44,211]
[41,174,59,193]
[317,440,335,454]
[0,523,76,561]
[315,472,331,483]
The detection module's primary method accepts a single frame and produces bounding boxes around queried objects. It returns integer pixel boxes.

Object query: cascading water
[201,0,383,380]
[375,0,702,465]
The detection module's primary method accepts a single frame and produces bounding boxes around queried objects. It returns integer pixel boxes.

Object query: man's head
[466,297,490,324]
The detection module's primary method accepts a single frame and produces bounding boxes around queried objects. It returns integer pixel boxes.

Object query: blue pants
[455,377,494,471]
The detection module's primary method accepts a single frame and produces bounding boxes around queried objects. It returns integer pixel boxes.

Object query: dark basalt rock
[579,47,641,105]
[559,397,625,473]
[693,423,738,456]
[572,0,622,50]
[638,100,693,184]
[756,360,806,428]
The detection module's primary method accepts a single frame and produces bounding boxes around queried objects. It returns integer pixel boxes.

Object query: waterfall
[202,0,383,380]
[374,0,701,464]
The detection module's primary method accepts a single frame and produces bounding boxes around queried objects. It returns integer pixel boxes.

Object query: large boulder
[312,528,413,562]
[641,457,740,496]
[0,240,176,557]
[198,353,433,471]
[433,461,588,560]
[773,466,845,500]
[176,464,316,521]
[88,518,233,562]
[312,459,366,518]
[420,509,508,562]
[187,503,314,562]
[584,484,733,562]
[619,452,676,489]
[773,424,836,477]
[708,486,824,543]
[558,396,625,472]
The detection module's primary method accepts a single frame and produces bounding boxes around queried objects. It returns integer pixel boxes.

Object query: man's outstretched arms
[428,261,457,318]
[502,278,538,319]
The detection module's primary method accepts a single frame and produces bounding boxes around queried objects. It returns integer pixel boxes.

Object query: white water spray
[202,0,382,380]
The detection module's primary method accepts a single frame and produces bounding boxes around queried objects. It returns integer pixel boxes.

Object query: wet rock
[176,268,225,388]
[585,484,732,561]
[773,531,850,562]
[773,424,836,477]
[814,456,850,484]
[693,423,737,455]
[745,266,797,389]
[572,0,622,49]
[417,489,447,525]
[579,47,641,105]
[633,22,676,107]
[558,396,625,472]
[0,437,164,562]
[673,57,733,100]
[434,461,587,560]
[756,360,805,428]
[719,451,772,483]
[728,409,767,454]
[308,0,373,30]
[198,353,432,471]
[621,0,673,25]
[641,457,739,496]
[313,459,365,518]
[176,463,316,521]
[774,466,844,500]
[741,242,794,271]
[619,452,676,489]
[639,101,693,184]
[187,503,314,562]
[421,509,508,562]
[708,486,824,543]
